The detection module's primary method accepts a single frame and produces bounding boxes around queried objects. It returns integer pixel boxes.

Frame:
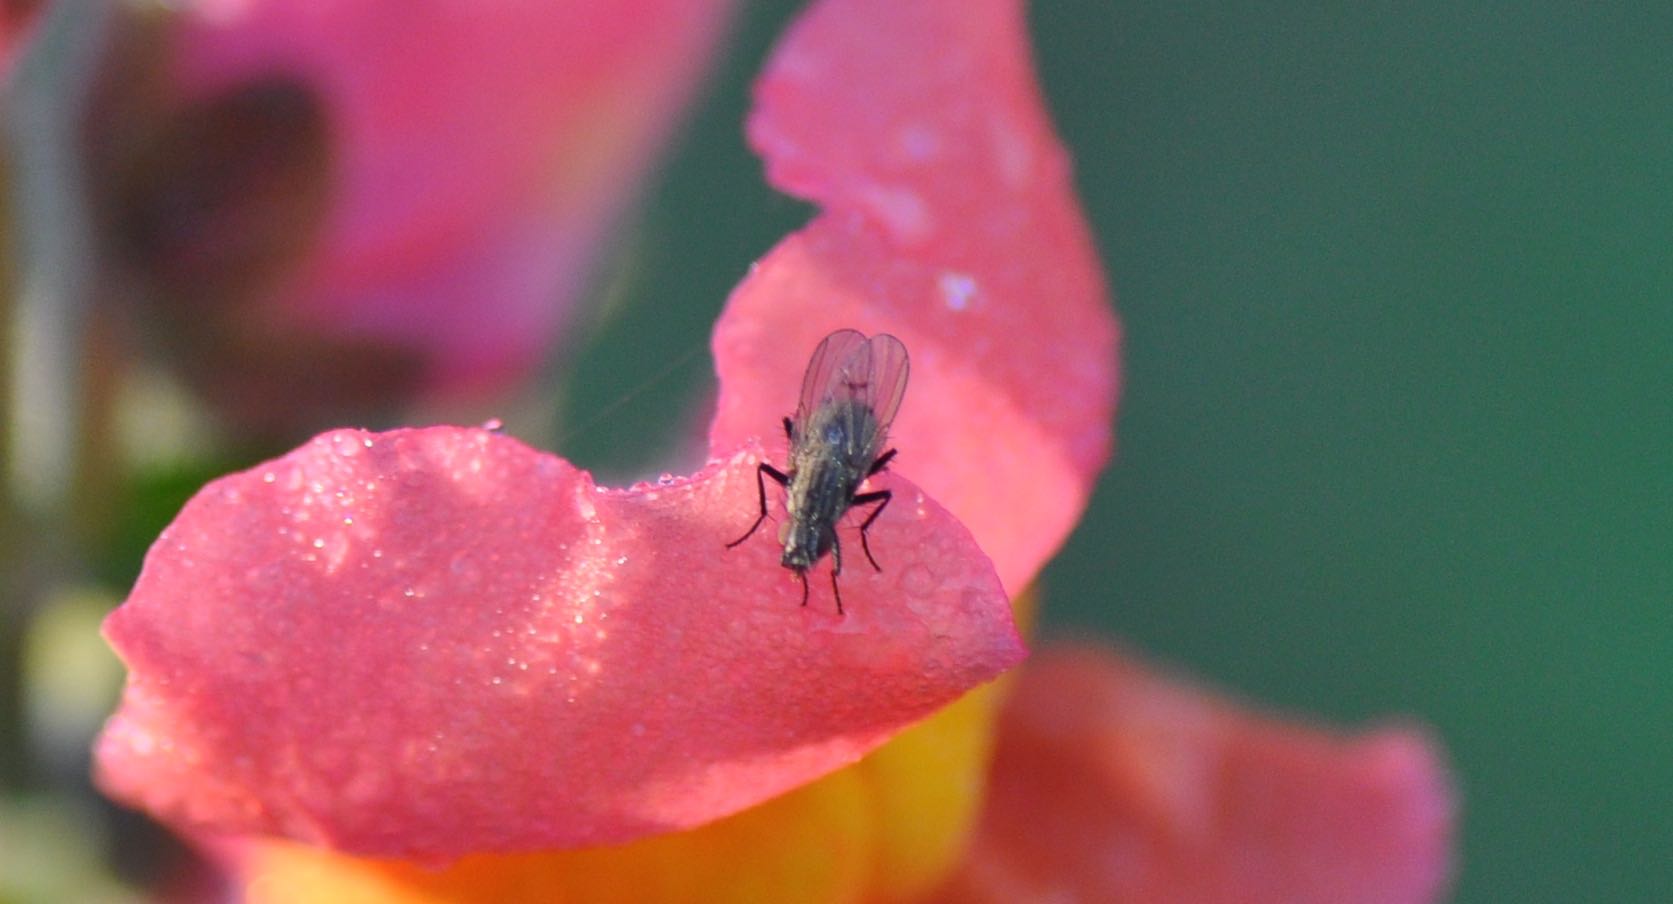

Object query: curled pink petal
[95,427,1022,859]
[936,646,1456,904]
[710,0,1120,594]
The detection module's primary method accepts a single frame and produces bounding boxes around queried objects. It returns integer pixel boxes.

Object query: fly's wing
[855,333,910,452]
[795,330,910,467]
[795,329,871,429]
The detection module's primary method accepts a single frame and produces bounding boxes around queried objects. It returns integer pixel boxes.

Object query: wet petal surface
[96,427,1021,859]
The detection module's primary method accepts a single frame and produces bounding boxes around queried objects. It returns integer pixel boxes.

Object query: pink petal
[98,0,733,410]
[710,0,1120,594]
[2,0,43,83]
[95,427,1022,860]
[937,646,1455,904]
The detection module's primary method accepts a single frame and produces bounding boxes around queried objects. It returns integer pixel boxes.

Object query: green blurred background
[572,3,1672,902]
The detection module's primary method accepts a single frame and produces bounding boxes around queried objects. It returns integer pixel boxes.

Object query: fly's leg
[783,416,795,443]
[796,569,811,608]
[866,448,897,477]
[726,462,789,548]
[852,489,892,571]
[829,532,845,616]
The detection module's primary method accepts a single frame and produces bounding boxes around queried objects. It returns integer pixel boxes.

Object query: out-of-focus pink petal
[176,0,733,394]
[2,0,44,82]
[936,646,1455,904]
[94,427,1022,860]
[93,0,733,421]
[709,0,1119,594]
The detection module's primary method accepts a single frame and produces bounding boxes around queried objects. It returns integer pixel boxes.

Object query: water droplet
[938,271,978,311]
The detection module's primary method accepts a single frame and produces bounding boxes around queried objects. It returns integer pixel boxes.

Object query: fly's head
[777,518,830,571]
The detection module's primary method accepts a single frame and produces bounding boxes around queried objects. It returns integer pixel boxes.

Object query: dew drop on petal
[939,271,978,311]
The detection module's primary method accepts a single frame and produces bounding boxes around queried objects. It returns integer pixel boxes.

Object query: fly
[726,328,911,615]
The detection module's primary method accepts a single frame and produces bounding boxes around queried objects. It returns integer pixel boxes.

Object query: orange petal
[934,646,1455,904]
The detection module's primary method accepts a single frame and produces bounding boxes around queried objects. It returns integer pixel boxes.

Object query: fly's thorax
[796,398,882,471]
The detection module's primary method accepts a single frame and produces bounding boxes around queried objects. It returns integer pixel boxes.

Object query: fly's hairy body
[726,330,910,614]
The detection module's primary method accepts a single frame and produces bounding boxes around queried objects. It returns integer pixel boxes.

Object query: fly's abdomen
[782,457,855,568]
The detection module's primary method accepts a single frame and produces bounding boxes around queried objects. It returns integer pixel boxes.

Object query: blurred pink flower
[933,645,1455,904]
[2,0,44,82]
[86,0,734,429]
[93,0,1456,900]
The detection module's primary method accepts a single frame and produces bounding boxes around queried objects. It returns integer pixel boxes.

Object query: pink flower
[84,0,734,428]
[94,0,1455,899]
